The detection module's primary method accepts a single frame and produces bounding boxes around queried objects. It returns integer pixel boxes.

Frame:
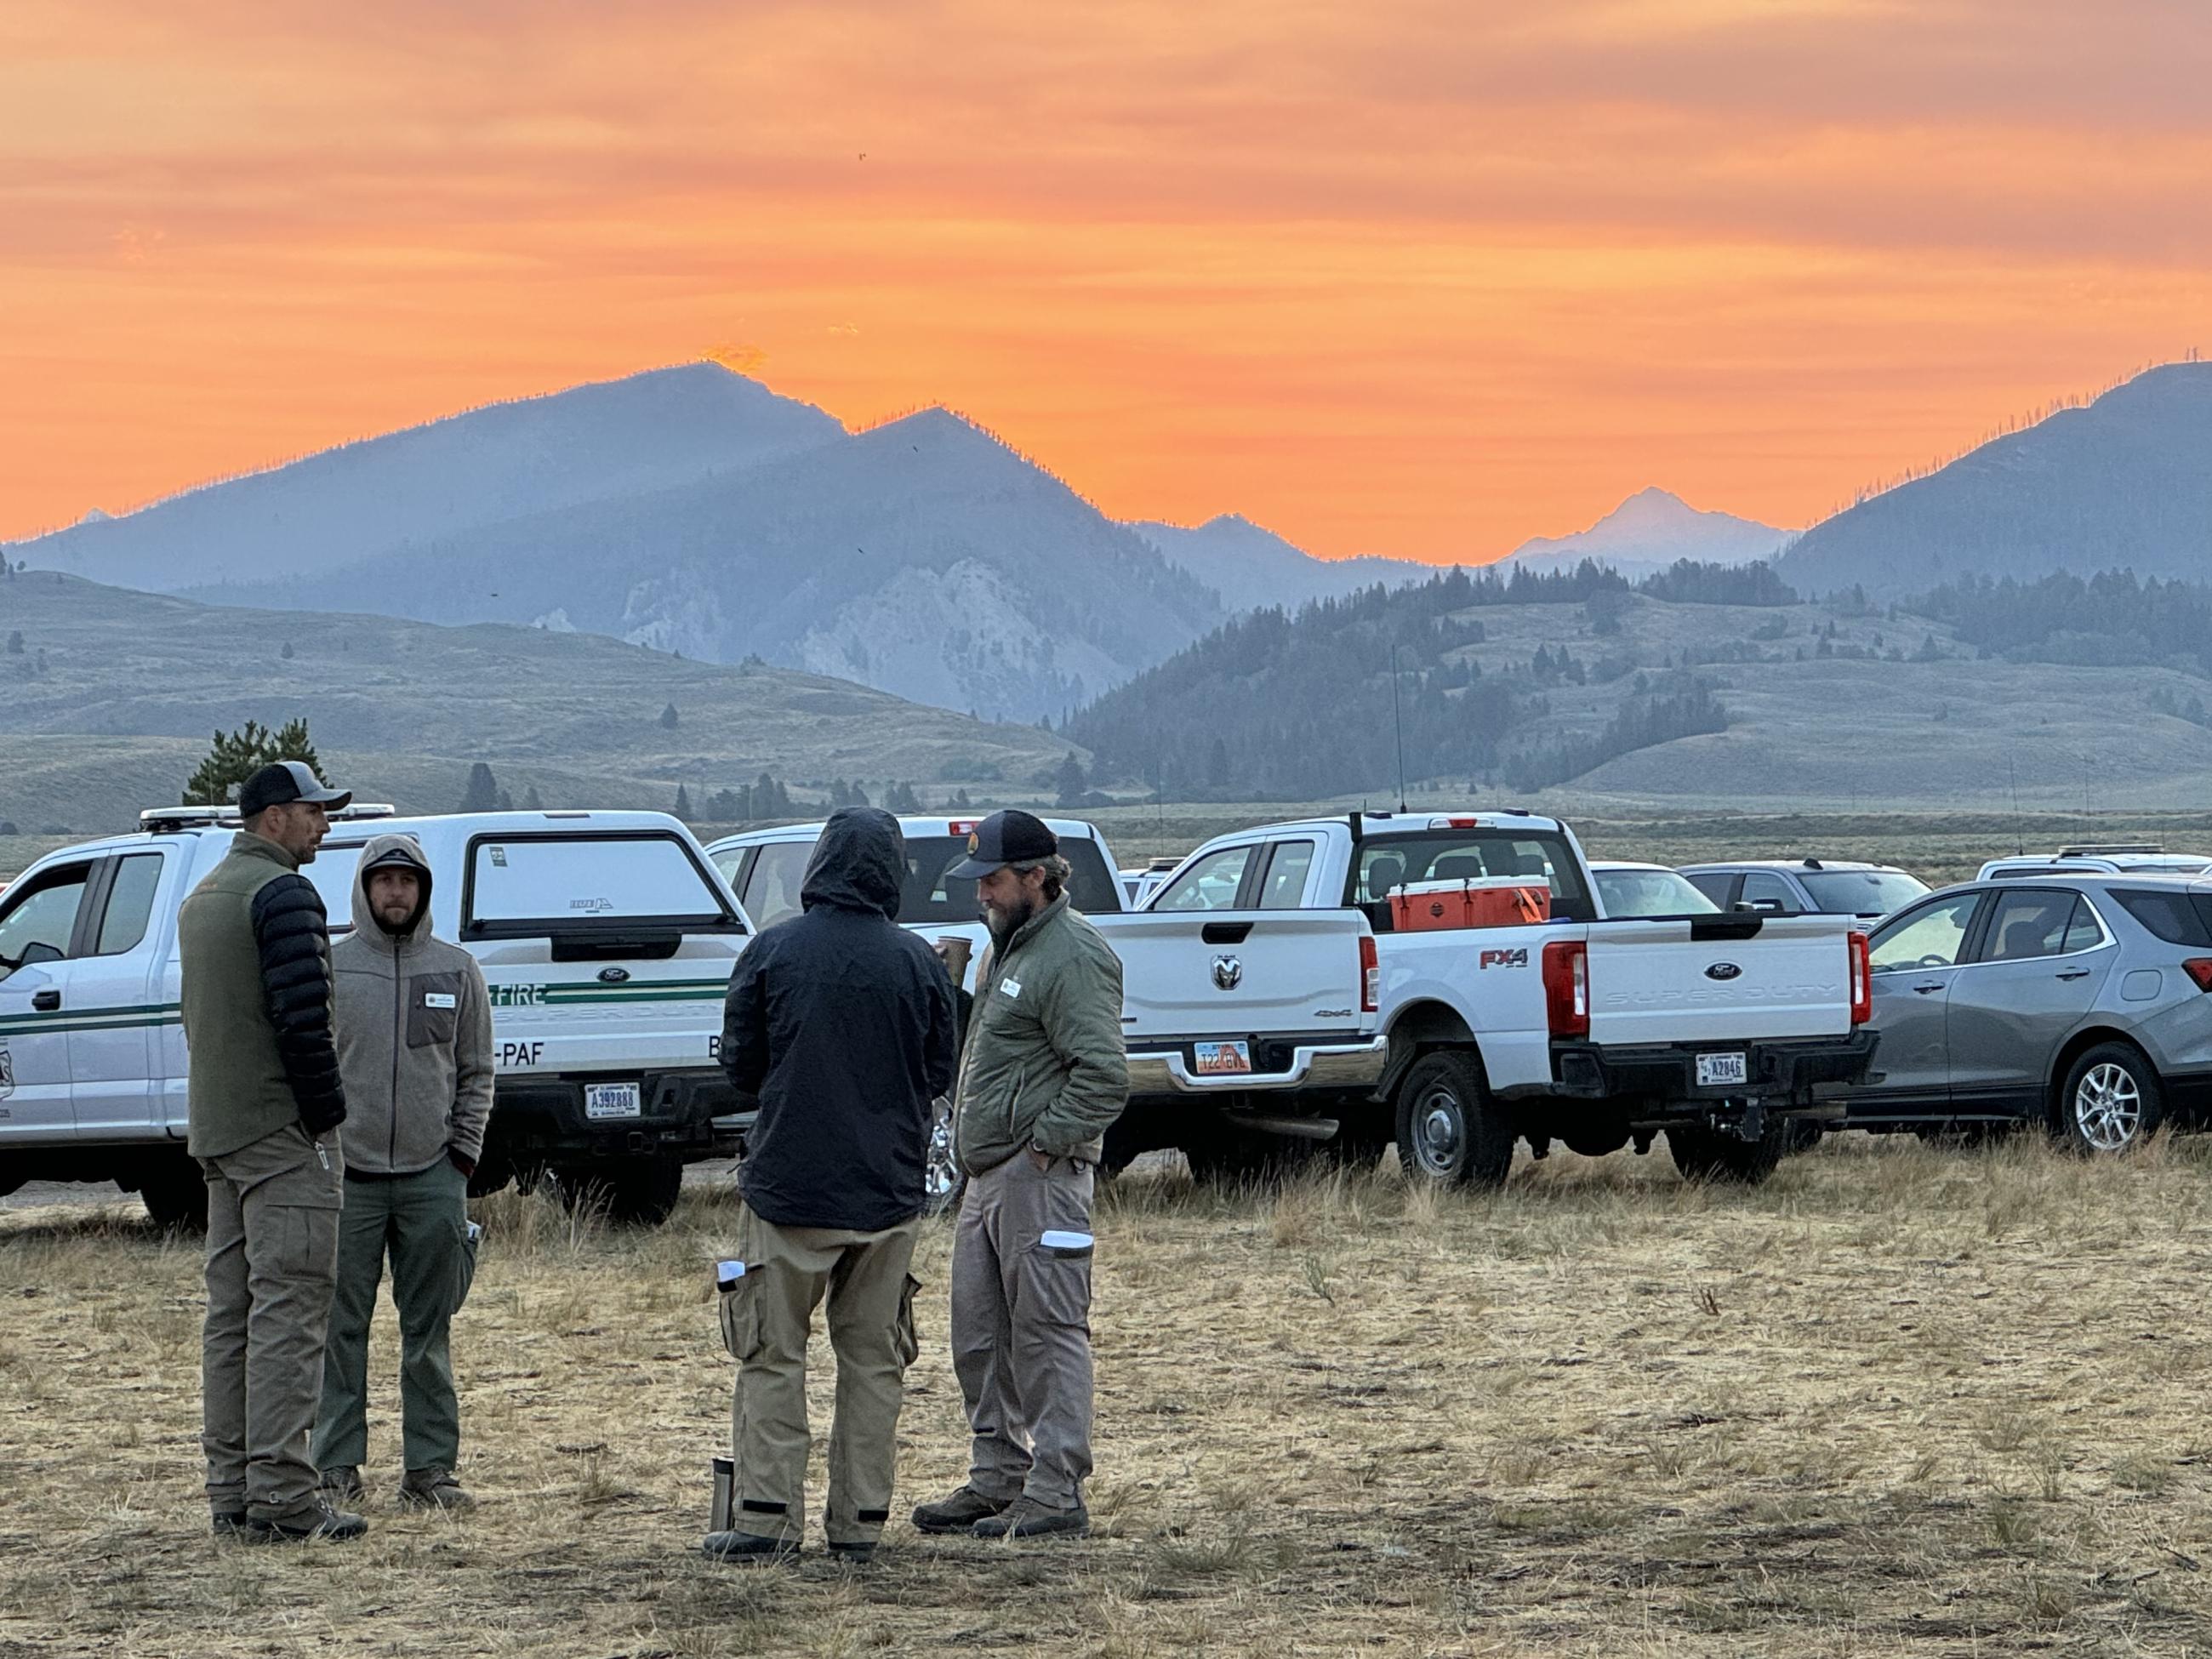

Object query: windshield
[1595,868,1720,918]
[896,836,1121,925]
[1799,869,1929,916]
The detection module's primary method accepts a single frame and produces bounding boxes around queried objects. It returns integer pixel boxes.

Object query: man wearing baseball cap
[912,810,1128,1541]
[180,760,361,1542]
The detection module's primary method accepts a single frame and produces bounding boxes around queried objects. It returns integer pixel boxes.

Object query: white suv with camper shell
[0,804,753,1227]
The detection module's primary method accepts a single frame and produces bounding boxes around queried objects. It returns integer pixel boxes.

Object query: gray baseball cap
[237,761,351,818]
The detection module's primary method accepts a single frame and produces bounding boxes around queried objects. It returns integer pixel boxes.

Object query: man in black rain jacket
[704,808,959,1564]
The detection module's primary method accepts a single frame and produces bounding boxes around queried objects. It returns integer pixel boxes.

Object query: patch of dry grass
[9,1133,2212,1656]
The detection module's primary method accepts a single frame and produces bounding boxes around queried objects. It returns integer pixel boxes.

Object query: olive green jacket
[954,895,1128,1174]
[180,833,346,1158]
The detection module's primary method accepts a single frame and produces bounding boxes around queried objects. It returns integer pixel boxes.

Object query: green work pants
[311,1158,475,1477]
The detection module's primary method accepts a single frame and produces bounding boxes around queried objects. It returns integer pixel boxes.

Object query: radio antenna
[1389,643,1409,812]
[2010,756,2023,855]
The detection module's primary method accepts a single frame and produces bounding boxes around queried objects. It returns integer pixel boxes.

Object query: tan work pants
[200,1121,344,1520]
[950,1151,1096,1510]
[722,1205,921,1547]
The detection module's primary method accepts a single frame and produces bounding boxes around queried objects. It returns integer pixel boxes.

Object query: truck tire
[1393,1052,1513,1189]
[137,1152,208,1232]
[559,1155,685,1227]
[2055,1041,2164,1155]
[1666,1120,1787,1184]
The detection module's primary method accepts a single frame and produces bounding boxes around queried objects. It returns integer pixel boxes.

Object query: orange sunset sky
[3,0,2208,562]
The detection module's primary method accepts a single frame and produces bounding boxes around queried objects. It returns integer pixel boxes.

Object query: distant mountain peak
[1501,487,1787,573]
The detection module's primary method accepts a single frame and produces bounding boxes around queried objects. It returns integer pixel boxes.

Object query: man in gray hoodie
[312,834,493,1513]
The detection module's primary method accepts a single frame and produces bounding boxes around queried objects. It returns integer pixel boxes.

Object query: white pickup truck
[709,814,1387,1181]
[0,806,752,1227]
[1144,811,1877,1184]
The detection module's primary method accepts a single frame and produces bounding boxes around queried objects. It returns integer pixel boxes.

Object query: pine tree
[459,762,501,812]
[182,718,326,807]
[522,784,544,812]
[674,783,694,819]
[659,703,680,730]
[1054,753,1089,807]
[4,630,20,654]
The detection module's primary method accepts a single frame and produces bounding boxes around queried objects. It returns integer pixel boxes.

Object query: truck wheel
[923,1098,961,1217]
[1667,1120,1787,1184]
[137,1153,208,1232]
[560,1155,685,1227]
[2056,1042,2164,1155]
[1393,1052,1513,1189]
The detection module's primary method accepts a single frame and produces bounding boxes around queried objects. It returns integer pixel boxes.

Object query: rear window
[465,833,739,937]
[896,836,1121,926]
[1799,870,1930,916]
[2112,887,2212,948]
[1351,832,1595,925]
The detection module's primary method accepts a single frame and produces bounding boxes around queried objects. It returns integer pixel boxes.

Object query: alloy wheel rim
[1416,1088,1464,1173]
[2074,1062,2142,1153]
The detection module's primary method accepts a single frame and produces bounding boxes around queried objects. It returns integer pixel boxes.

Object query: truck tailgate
[1089,909,1371,1043]
[1584,915,1855,1046]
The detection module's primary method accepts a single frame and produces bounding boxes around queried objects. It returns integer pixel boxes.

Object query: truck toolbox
[1390,878,1550,932]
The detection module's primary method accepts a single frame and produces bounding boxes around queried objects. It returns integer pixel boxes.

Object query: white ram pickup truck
[710,814,1387,1181]
[1144,811,1877,1184]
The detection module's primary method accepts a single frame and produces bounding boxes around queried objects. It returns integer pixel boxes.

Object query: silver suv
[1975,843,2212,881]
[1848,874,2212,1154]
[1680,858,1929,923]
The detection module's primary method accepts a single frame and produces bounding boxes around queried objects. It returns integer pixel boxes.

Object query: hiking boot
[701,1530,798,1565]
[972,1496,1089,1540]
[397,1468,475,1512]
[248,1498,368,1543]
[910,1485,1010,1535]
[827,1540,878,1565]
[211,1508,248,1538]
[318,1466,364,1502]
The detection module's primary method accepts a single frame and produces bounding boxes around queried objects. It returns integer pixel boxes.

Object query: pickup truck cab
[0,806,750,1227]
[1146,812,1877,1185]
[708,814,1385,1183]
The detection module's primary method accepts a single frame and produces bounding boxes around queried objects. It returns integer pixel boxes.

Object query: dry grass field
[11,1136,2212,1657]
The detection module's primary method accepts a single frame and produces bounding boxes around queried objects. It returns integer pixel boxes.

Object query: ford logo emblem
[1211,955,1243,992]
[598,966,631,984]
[1704,962,1742,982]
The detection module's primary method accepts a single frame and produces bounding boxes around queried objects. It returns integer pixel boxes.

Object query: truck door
[0,857,101,1138]
[65,851,173,1139]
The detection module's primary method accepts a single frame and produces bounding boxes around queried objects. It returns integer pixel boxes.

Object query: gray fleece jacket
[331,833,495,1175]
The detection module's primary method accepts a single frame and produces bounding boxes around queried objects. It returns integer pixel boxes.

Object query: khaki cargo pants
[199,1121,344,1522]
[950,1151,1096,1510]
[721,1204,921,1548]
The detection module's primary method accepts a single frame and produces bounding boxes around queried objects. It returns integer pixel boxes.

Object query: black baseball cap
[947,809,1058,878]
[237,761,351,818]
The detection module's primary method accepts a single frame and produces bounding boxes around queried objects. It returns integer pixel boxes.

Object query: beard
[983,892,1040,951]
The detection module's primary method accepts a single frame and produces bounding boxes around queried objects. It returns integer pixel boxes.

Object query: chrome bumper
[1126,1035,1389,1096]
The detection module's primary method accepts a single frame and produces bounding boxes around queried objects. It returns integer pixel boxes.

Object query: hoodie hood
[800,807,904,921]
[352,832,436,946]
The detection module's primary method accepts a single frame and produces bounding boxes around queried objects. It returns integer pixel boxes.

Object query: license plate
[585,1081,643,1120]
[1696,1052,1748,1088]
[1192,1040,1253,1077]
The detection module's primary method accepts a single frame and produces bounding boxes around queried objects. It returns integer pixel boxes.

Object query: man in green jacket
[912,811,1127,1541]
[180,761,362,1543]
[313,834,493,1514]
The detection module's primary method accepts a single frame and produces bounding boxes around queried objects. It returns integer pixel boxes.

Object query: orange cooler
[1390,877,1552,932]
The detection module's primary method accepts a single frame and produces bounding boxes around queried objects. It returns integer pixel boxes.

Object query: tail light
[2183,959,2212,992]
[1542,939,1588,1038]
[1360,935,1380,1014]
[1849,930,1873,1025]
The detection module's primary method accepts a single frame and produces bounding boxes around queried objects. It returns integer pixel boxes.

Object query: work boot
[827,1540,878,1566]
[248,1497,368,1544]
[210,1508,248,1538]
[972,1496,1090,1540]
[397,1468,476,1512]
[318,1466,364,1502]
[701,1530,799,1565]
[910,1485,1010,1535]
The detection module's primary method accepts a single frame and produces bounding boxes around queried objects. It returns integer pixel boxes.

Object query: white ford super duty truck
[710,813,1388,1183]
[1142,810,1878,1184]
